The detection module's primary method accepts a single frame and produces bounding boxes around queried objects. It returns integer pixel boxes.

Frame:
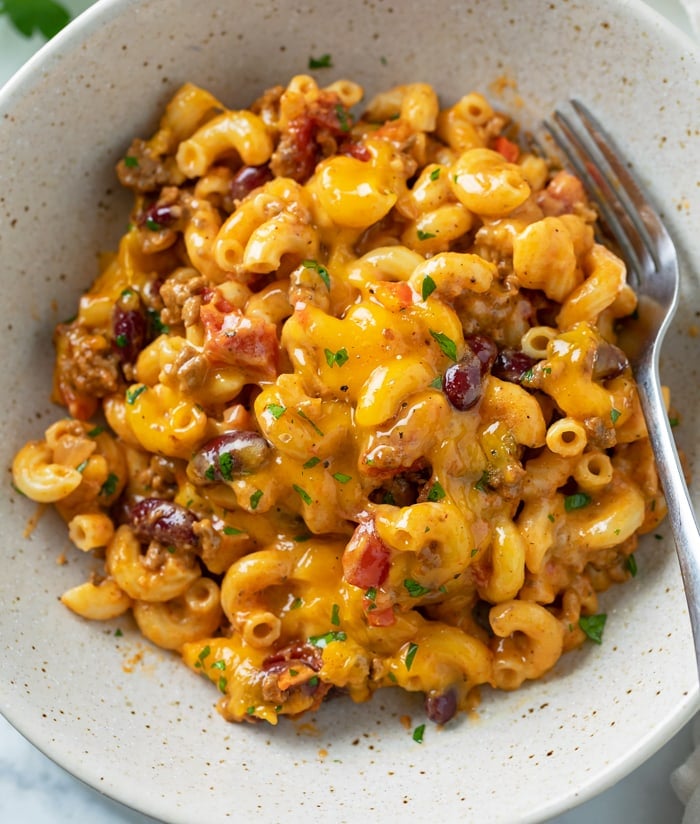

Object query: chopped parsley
[429,329,458,361]
[324,347,349,368]
[266,403,286,419]
[610,407,622,425]
[335,104,352,132]
[223,525,244,536]
[427,481,446,502]
[417,229,436,241]
[125,384,147,404]
[521,367,535,383]
[249,489,263,510]
[309,630,347,648]
[218,452,234,481]
[405,642,419,671]
[114,628,123,637]
[302,259,331,289]
[412,724,426,743]
[332,472,352,484]
[430,375,443,389]
[303,456,321,469]
[211,660,226,671]
[99,473,119,497]
[579,613,607,644]
[115,333,128,348]
[625,554,638,577]
[331,604,340,626]
[87,425,104,437]
[124,155,139,168]
[75,459,88,473]
[246,706,256,715]
[293,484,313,505]
[421,275,437,300]
[147,308,170,336]
[290,597,303,610]
[474,471,490,492]
[218,676,228,693]
[429,167,441,181]
[144,217,163,232]
[404,578,430,598]
[365,587,377,602]
[308,53,333,69]
[297,408,324,436]
[198,645,211,662]
[564,492,592,512]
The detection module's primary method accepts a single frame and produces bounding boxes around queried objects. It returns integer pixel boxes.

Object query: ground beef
[159,268,207,326]
[53,322,121,410]
[116,138,185,194]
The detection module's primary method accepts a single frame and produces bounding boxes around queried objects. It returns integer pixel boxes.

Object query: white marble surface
[0,0,698,821]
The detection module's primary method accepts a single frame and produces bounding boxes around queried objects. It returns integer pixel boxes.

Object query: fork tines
[544,100,668,287]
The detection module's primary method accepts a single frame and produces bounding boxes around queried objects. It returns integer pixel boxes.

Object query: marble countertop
[1,1,698,821]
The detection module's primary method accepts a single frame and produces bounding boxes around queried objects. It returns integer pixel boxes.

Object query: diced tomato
[339,139,371,162]
[492,135,520,163]
[342,520,391,589]
[200,298,279,379]
[373,280,414,313]
[367,606,396,627]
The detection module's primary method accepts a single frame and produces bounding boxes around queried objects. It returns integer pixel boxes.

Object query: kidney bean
[188,431,270,484]
[464,333,498,375]
[130,497,199,550]
[112,304,147,366]
[492,348,537,384]
[230,164,273,202]
[592,341,629,381]
[138,200,179,230]
[425,688,458,725]
[442,334,498,411]
[442,350,483,411]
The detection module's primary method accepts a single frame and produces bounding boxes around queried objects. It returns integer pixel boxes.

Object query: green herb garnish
[331,604,340,626]
[309,630,347,648]
[250,489,263,510]
[579,613,607,644]
[417,229,436,240]
[266,403,286,419]
[125,384,146,404]
[332,472,352,484]
[412,724,426,743]
[293,484,313,505]
[421,275,437,300]
[427,481,445,502]
[564,492,591,512]
[429,329,458,361]
[308,53,333,69]
[99,473,119,497]
[302,259,331,289]
[404,579,430,598]
[324,347,349,368]
[405,642,419,671]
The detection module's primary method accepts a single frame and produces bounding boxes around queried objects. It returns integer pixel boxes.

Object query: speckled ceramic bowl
[1,0,699,821]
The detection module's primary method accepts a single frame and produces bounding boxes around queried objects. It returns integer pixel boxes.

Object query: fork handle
[639,367,700,680]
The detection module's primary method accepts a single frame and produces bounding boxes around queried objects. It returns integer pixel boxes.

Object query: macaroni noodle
[12,76,668,729]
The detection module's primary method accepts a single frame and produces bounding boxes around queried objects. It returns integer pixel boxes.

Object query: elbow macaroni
[12,76,668,730]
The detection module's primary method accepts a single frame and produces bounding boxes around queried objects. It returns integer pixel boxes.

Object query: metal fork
[545,101,700,677]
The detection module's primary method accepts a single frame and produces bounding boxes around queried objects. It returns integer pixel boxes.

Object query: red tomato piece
[342,520,391,589]
[200,299,279,379]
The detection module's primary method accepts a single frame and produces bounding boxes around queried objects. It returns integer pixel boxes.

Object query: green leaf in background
[1,0,71,40]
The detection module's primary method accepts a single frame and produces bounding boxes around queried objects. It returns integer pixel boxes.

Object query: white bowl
[1,0,699,821]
